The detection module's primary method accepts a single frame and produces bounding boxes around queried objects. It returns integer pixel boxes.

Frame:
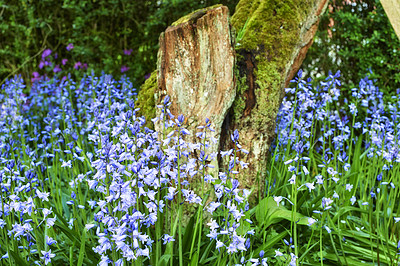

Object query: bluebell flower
[45,236,57,246]
[46,216,57,228]
[162,234,175,244]
[40,249,55,265]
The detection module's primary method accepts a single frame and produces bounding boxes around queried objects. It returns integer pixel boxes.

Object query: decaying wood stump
[156,5,236,172]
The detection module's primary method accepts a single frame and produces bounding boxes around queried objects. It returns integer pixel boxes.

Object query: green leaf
[265,207,309,228]
[255,196,269,223]
[77,229,86,266]
[254,230,288,255]
[158,254,171,266]
[52,208,99,263]
[237,17,249,42]
[8,249,28,266]
[199,240,215,264]
[189,251,199,266]
[182,211,196,254]
[255,196,308,228]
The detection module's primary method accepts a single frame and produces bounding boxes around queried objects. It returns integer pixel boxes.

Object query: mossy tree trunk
[219,0,328,199]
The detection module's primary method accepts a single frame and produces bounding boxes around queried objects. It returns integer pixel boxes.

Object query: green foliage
[254,196,308,228]
[302,0,400,101]
[0,0,239,88]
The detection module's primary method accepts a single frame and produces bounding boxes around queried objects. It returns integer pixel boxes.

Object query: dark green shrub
[301,0,400,101]
[0,0,238,88]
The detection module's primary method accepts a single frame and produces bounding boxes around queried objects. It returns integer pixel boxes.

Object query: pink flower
[53,65,61,73]
[66,43,74,51]
[121,65,130,73]
[123,49,133,55]
[62,59,68,65]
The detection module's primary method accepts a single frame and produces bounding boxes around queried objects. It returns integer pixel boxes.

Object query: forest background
[1,0,399,99]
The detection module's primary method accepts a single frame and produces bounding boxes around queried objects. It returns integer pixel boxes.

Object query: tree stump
[156,5,236,172]
[138,1,329,203]
[381,0,400,40]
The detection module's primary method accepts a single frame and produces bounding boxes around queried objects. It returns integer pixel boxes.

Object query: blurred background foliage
[301,0,400,101]
[0,0,238,88]
[0,0,399,96]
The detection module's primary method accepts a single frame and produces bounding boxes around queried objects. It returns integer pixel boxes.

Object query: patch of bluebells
[269,69,400,263]
[0,77,60,264]
[85,93,254,263]
[0,73,257,265]
[3,68,400,264]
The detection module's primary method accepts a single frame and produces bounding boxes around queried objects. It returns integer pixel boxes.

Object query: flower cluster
[32,45,136,84]
[84,93,253,263]
[268,70,400,264]
[0,73,254,265]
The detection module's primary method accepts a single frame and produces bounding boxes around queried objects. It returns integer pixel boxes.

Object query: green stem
[177,130,183,266]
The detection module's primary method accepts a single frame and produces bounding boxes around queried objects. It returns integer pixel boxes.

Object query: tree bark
[156,5,236,173]
[220,0,328,200]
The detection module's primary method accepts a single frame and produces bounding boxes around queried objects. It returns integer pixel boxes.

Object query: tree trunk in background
[152,1,328,201]
[219,0,328,200]
[381,0,400,40]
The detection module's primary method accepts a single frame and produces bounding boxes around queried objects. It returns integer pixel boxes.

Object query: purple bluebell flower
[162,234,175,244]
[36,189,50,201]
[42,49,52,59]
[121,65,129,73]
[66,43,74,51]
[40,249,55,265]
[123,49,133,55]
[74,62,82,70]
[31,72,41,83]
[45,236,57,246]
[53,65,61,73]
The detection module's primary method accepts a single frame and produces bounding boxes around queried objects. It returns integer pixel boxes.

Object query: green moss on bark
[232,66,248,122]
[231,0,314,127]
[225,0,316,197]
[135,70,157,129]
